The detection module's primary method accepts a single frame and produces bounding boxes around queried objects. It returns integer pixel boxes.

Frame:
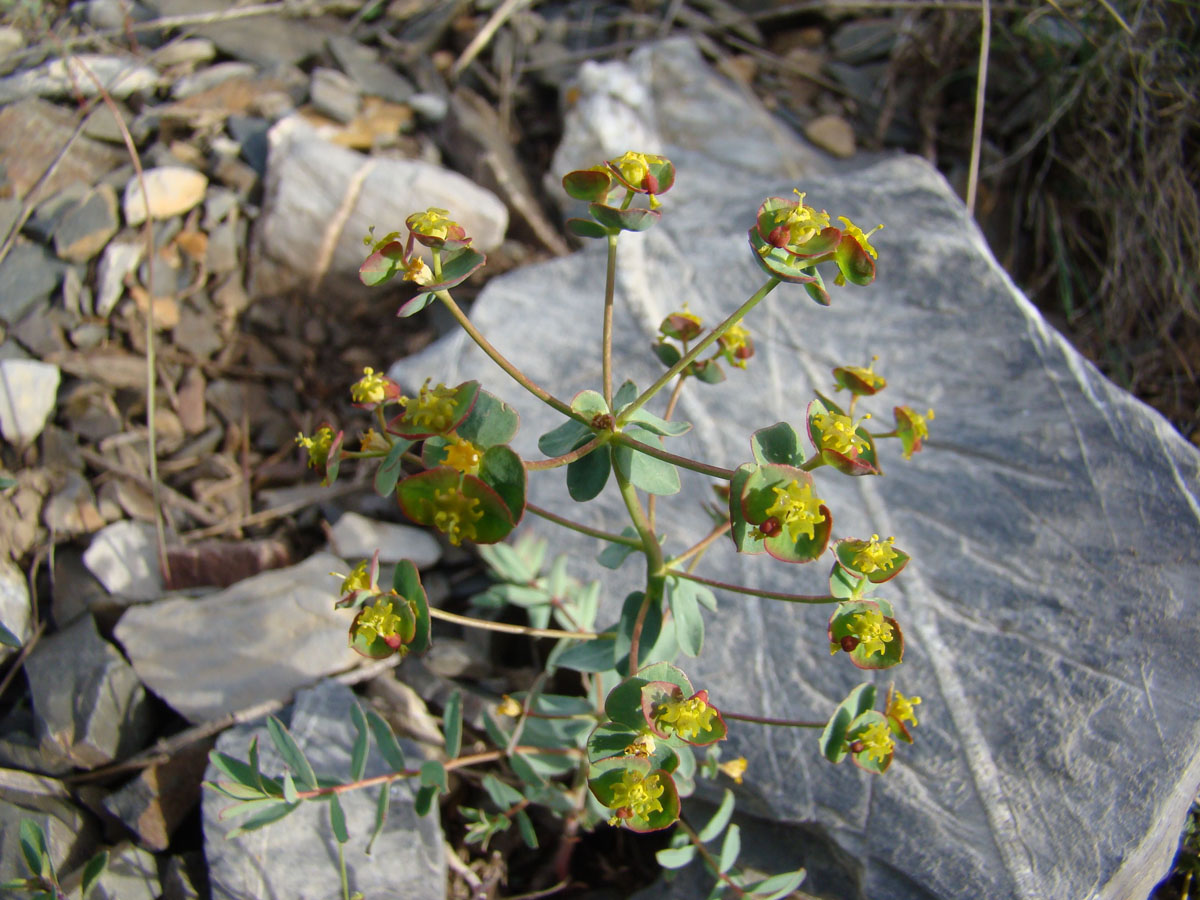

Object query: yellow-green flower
[624,733,657,758]
[852,534,898,574]
[332,560,372,596]
[836,357,887,393]
[764,479,826,543]
[351,367,389,405]
[895,406,935,459]
[354,598,404,644]
[406,208,457,240]
[838,216,883,260]
[718,756,748,784]
[859,719,894,764]
[718,322,753,368]
[887,690,921,728]
[610,151,664,189]
[360,428,389,453]
[443,437,482,475]
[402,256,432,285]
[296,426,335,470]
[659,306,703,342]
[608,769,665,822]
[850,608,894,657]
[655,695,718,742]
[403,380,459,432]
[784,190,831,246]
[431,488,483,546]
[496,695,523,717]
[813,410,869,457]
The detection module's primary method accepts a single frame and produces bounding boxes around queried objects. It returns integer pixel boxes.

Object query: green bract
[735,462,832,563]
[828,600,904,670]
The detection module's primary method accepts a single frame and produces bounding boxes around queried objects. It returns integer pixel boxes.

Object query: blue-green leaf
[718,823,741,873]
[657,844,698,869]
[367,785,389,854]
[443,691,463,759]
[614,428,680,496]
[698,789,735,842]
[350,702,370,782]
[366,710,407,772]
[267,717,317,791]
[329,794,349,844]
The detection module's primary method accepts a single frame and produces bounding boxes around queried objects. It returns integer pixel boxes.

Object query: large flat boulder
[389,38,1200,900]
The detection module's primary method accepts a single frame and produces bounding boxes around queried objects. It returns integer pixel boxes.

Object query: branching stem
[665,569,838,604]
[429,607,608,641]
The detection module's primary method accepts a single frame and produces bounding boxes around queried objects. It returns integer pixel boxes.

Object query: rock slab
[203,679,445,900]
[392,38,1200,900]
[0,359,60,445]
[114,552,363,722]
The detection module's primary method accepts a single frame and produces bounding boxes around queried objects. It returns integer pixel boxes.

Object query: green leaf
[835,232,876,286]
[366,710,407,772]
[747,227,822,285]
[374,439,413,497]
[419,759,448,792]
[657,845,698,869]
[538,418,592,456]
[718,823,741,873]
[570,389,610,419]
[620,406,692,437]
[443,691,463,759]
[423,245,487,292]
[828,601,904,670]
[228,801,300,838]
[19,820,49,878]
[397,469,515,544]
[597,528,641,569]
[414,784,438,817]
[589,202,660,233]
[458,389,520,448]
[614,428,680,496]
[367,785,390,854]
[829,562,861,599]
[750,869,807,899]
[350,702,370,783]
[653,342,681,368]
[508,751,547,787]
[392,560,431,654]
[389,381,479,439]
[698,789,736,842]
[613,380,639,408]
[267,717,318,791]
[566,441,611,502]
[562,169,614,201]
[483,774,525,809]
[209,750,270,792]
[587,722,641,763]
[691,359,725,384]
[567,217,612,238]
[667,577,705,657]
[80,850,108,898]
[480,445,526,525]
[552,637,616,673]
[819,682,877,764]
[329,794,349,844]
[0,476,16,490]
[282,771,299,804]
[0,621,22,649]
[516,809,538,849]
[751,422,802,467]
[397,291,436,318]
[359,240,404,287]
[603,677,651,731]
[729,464,763,555]
[847,711,893,773]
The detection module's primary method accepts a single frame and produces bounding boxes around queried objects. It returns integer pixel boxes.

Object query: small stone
[69,321,108,349]
[82,519,162,601]
[95,238,144,316]
[329,511,442,569]
[327,35,414,104]
[0,242,62,324]
[0,769,99,880]
[804,113,857,158]
[408,91,448,122]
[831,18,899,64]
[0,559,32,662]
[0,359,60,445]
[26,182,90,242]
[81,102,134,144]
[0,26,23,75]
[0,468,49,560]
[122,166,208,225]
[153,37,216,68]
[86,0,152,31]
[173,303,224,359]
[203,186,239,227]
[42,470,106,535]
[85,843,160,900]
[171,61,257,100]
[25,615,153,769]
[61,265,85,316]
[102,742,210,851]
[309,66,361,124]
[205,378,270,427]
[205,219,240,273]
[0,55,157,103]
[59,381,123,441]
[0,99,124,200]
[13,299,69,357]
[51,546,110,628]
[161,855,203,900]
[54,183,120,262]
[210,154,259,194]
[175,367,207,433]
[130,287,181,329]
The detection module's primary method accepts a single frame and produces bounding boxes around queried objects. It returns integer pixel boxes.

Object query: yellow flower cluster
[333,560,371,596]
[295,426,334,470]
[764,479,826,543]
[354,599,404,644]
[406,207,457,240]
[784,190,831,246]
[655,696,718,742]
[860,720,894,764]
[850,608,895,657]
[852,534,898,574]
[404,380,458,431]
[718,756,748,784]
[888,690,921,727]
[351,367,388,404]
[443,437,482,475]
[719,322,752,368]
[813,410,869,457]
[609,769,665,823]
[431,488,483,546]
[838,216,883,259]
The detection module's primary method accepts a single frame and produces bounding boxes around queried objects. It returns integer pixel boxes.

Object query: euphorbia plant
[209,152,935,899]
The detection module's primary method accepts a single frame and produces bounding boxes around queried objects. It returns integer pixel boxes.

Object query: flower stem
[603,233,619,410]
[664,569,838,604]
[524,434,605,470]
[614,467,664,675]
[526,503,641,547]
[428,606,610,640]
[612,433,736,480]
[435,290,585,424]
[617,276,780,425]
[665,520,731,570]
[721,710,826,728]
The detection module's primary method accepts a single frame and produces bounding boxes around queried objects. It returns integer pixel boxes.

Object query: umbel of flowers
[268,151,938,856]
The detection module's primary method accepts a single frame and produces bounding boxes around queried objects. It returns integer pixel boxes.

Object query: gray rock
[153,37,217,67]
[328,34,414,104]
[83,843,160,900]
[52,546,111,629]
[24,615,152,769]
[161,854,203,900]
[102,742,210,851]
[26,182,90,242]
[205,218,241,273]
[81,101,135,144]
[309,66,361,124]
[54,183,120,262]
[391,38,1200,900]
[203,679,445,900]
[203,186,240,227]
[122,166,209,225]
[407,91,448,123]
[83,519,163,601]
[0,54,157,103]
[170,60,257,99]
[0,769,99,881]
[114,552,364,722]
[0,242,62,324]
[328,511,442,569]
[0,26,23,75]
[0,559,31,662]
[0,359,60,445]
[173,301,224,359]
[249,115,508,300]
[147,0,327,67]
[0,99,125,201]
[12,299,69,357]
[42,469,107,535]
